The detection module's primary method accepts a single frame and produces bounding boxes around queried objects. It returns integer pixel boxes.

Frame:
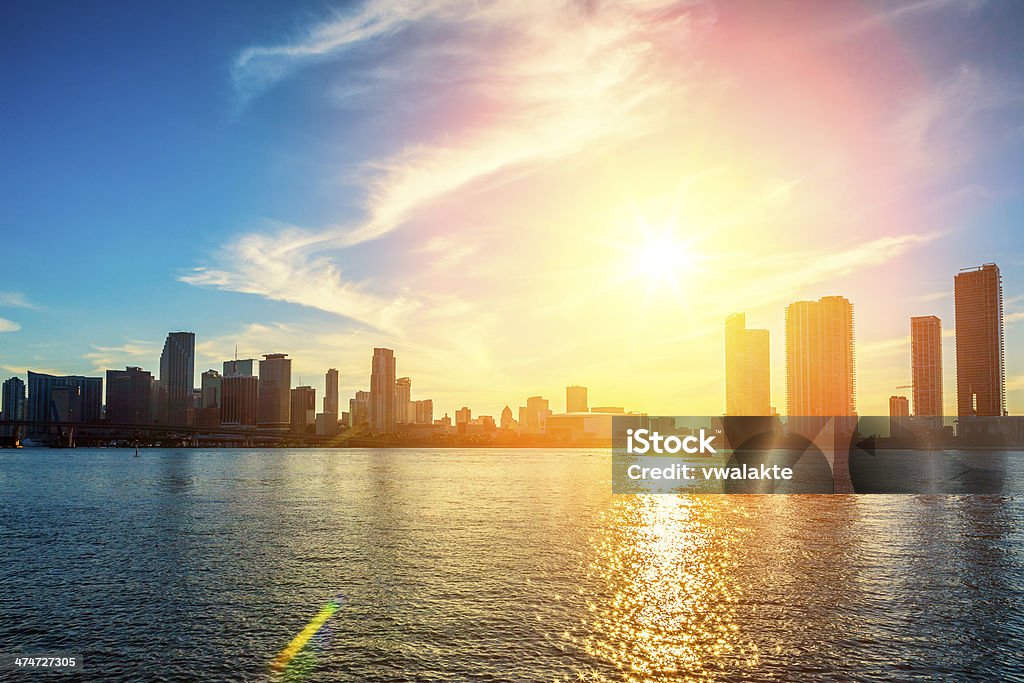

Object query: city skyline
[2,259,1017,432]
[3,2,1024,417]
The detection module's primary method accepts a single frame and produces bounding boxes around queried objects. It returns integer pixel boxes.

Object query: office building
[159,331,195,426]
[105,366,154,425]
[290,386,316,434]
[223,358,256,378]
[395,377,411,424]
[221,375,259,426]
[324,368,339,418]
[201,370,222,409]
[455,406,471,434]
[500,405,514,430]
[725,313,771,416]
[26,372,103,425]
[258,353,292,428]
[911,315,943,419]
[369,348,396,433]
[785,296,856,429]
[566,385,588,413]
[954,264,1004,417]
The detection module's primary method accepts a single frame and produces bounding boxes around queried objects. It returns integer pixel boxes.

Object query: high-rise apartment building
[395,377,411,424]
[369,348,396,433]
[349,390,371,428]
[412,399,433,425]
[725,313,771,416]
[521,396,551,435]
[258,354,292,428]
[954,264,1004,417]
[2,376,26,437]
[566,385,588,413]
[910,315,943,418]
[159,331,195,426]
[105,366,154,425]
[785,296,856,429]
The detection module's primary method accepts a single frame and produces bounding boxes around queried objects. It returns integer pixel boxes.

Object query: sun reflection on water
[572,495,758,682]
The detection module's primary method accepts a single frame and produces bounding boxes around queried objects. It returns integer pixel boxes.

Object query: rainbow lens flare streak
[271,595,346,674]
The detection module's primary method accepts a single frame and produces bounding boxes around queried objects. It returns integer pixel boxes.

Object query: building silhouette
[290,386,316,434]
[566,385,588,413]
[201,370,222,409]
[724,312,771,416]
[106,366,154,425]
[520,396,551,435]
[500,405,514,430]
[395,377,412,424]
[221,375,258,426]
[258,353,292,428]
[889,395,910,438]
[954,264,1005,417]
[2,376,26,437]
[369,348,396,433]
[158,331,195,426]
[324,368,339,418]
[26,372,103,433]
[455,406,471,434]
[785,296,856,430]
[910,315,943,420]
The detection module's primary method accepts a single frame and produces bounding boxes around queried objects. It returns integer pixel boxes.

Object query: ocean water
[1,448,1023,682]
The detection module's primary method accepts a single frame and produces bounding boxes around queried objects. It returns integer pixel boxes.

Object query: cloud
[0,317,21,333]
[0,292,37,309]
[188,0,702,332]
[81,340,159,372]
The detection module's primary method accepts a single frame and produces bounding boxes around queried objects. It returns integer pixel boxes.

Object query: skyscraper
[910,315,943,419]
[258,353,292,428]
[566,385,588,413]
[159,331,195,426]
[201,370,222,409]
[413,399,433,425]
[221,375,259,426]
[290,386,316,434]
[455,406,471,434]
[105,366,154,425]
[2,376,26,421]
[500,405,514,430]
[324,368,339,418]
[2,376,26,437]
[223,358,256,378]
[785,296,856,428]
[369,348,396,433]
[724,313,771,416]
[954,264,1004,417]
[395,377,411,424]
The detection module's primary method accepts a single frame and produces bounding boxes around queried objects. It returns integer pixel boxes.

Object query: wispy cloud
[81,340,159,372]
[0,317,22,333]
[0,292,38,310]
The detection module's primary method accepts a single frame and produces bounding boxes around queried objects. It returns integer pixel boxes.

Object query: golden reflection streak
[575,496,758,682]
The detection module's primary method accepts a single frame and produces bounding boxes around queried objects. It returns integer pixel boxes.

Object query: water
[1,448,1023,682]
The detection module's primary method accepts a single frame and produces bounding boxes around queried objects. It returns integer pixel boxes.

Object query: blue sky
[2,0,1024,417]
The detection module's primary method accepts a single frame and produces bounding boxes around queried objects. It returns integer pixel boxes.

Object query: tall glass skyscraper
[159,331,195,426]
[725,313,771,416]
[910,315,943,420]
[258,353,292,428]
[369,348,396,433]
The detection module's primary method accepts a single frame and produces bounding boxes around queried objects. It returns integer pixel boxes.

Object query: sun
[623,222,701,302]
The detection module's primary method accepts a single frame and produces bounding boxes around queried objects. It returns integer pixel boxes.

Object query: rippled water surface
[2,448,1023,681]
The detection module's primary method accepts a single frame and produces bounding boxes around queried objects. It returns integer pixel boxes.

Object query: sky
[2,0,1024,419]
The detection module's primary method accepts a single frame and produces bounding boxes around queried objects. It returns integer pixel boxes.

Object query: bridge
[0,419,367,449]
